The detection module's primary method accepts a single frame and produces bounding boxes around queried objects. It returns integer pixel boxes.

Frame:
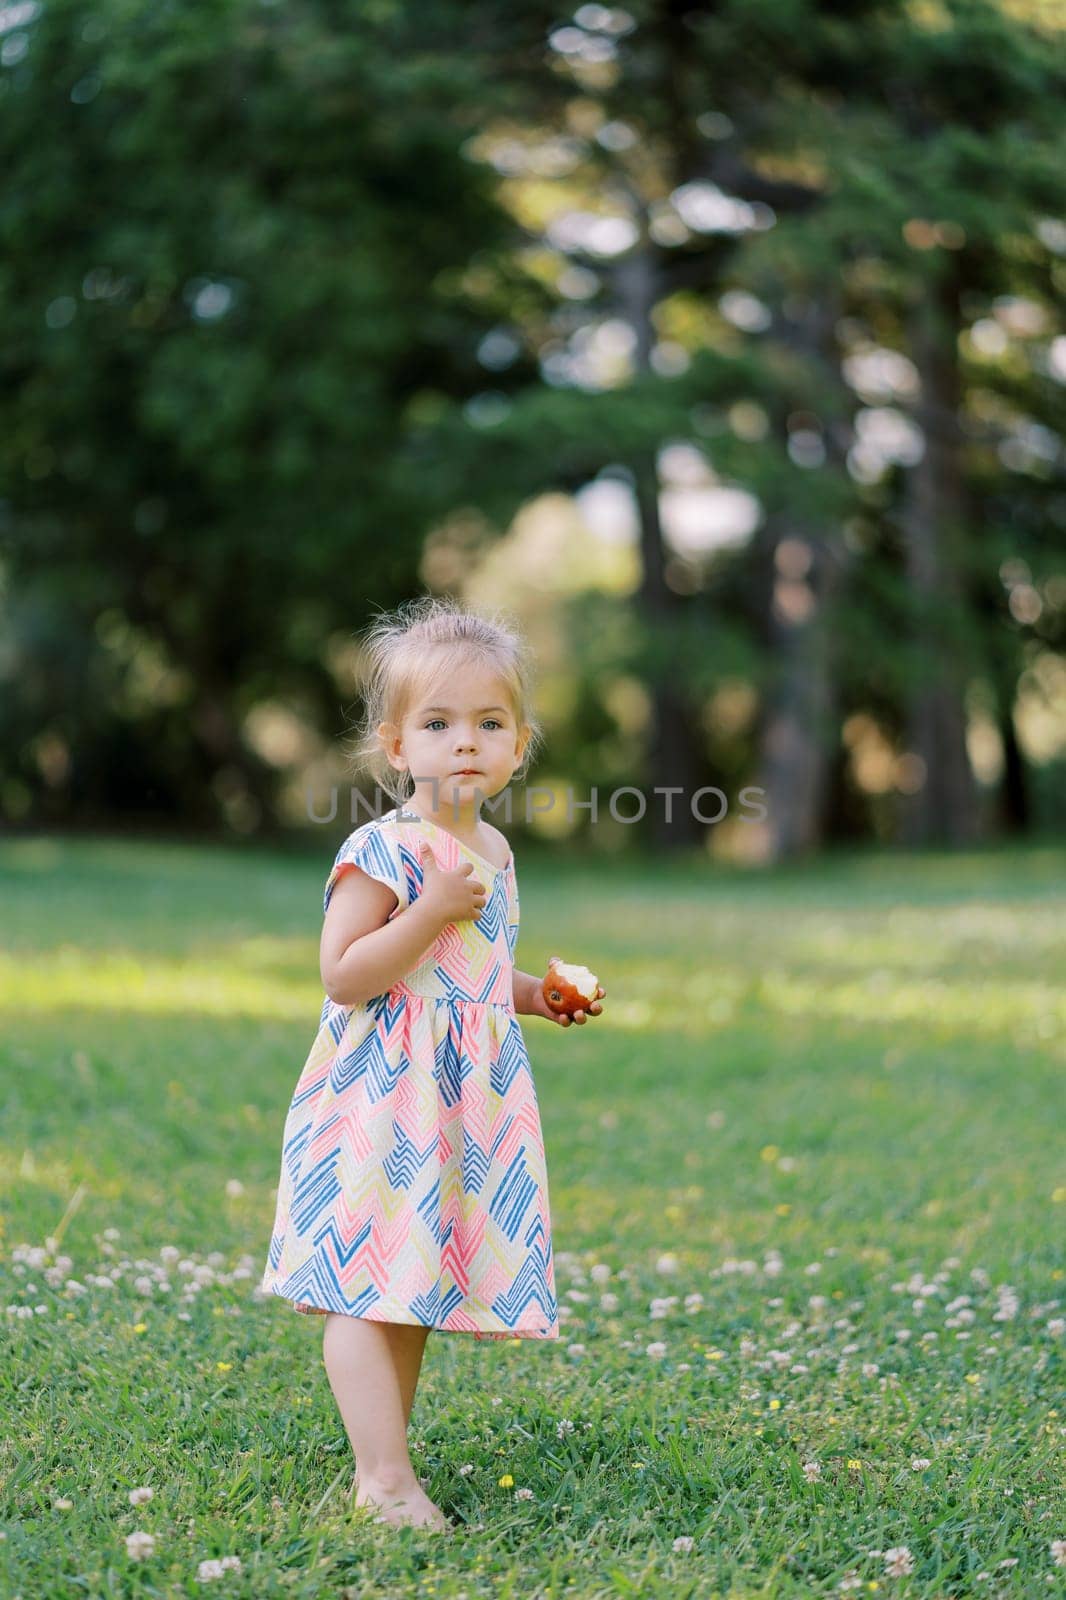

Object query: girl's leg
[321,1313,448,1531]
[382,1321,432,1429]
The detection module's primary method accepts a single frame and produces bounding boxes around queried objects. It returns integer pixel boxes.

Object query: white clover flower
[672,1534,695,1551]
[883,1545,914,1576]
[125,1530,156,1561]
[656,1253,680,1275]
[911,1457,931,1471]
[802,1460,821,1481]
[1050,1538,1066,1567]
[646,1341,667,1359]
[128,1486,154,1505]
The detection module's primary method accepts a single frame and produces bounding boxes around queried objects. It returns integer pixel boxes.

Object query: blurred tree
[0,0,523,832]
[413,0,1065,855]
[1,0,1061,852]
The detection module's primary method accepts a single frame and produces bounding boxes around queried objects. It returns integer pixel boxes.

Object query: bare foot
[350,1474,452,1533]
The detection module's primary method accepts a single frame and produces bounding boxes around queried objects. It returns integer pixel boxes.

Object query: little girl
[260,597,606,1532]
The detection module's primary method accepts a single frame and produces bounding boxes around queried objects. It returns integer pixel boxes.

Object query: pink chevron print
[260,807,559,1341]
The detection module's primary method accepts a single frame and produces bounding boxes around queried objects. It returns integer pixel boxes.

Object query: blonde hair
[344,595,543,808]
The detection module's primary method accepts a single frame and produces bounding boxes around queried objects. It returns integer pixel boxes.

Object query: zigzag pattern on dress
[260,807,559,1339]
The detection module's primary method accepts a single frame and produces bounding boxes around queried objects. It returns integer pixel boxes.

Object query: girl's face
[381,665,528,812]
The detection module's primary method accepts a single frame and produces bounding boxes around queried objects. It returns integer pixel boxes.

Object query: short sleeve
[323,820,411,918]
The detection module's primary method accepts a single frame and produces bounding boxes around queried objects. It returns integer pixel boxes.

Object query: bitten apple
[542,957,600,1017]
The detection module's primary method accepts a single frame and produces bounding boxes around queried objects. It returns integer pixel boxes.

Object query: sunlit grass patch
[0,945,319,1021]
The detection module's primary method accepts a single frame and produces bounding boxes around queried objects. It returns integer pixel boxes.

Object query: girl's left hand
[530,954,606,1028]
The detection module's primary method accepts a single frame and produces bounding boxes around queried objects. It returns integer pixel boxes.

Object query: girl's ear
[378,720,405,769]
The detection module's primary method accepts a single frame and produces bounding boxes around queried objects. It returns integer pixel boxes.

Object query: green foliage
[0,0,1061,841]
[0,0,520,821]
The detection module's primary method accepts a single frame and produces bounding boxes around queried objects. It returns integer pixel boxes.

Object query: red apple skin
[542,960,600,1017]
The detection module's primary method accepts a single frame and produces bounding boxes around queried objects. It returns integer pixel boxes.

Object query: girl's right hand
[418,845,487,924]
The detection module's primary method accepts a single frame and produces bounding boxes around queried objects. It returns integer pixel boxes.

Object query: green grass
[1,833,1064,1599]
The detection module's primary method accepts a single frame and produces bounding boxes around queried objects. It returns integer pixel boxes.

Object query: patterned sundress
[260,804,559,1340]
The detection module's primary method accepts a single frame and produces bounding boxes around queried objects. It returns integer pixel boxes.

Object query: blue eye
[423,718,503,731]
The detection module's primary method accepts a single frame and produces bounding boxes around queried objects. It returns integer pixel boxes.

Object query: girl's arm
[512,969,540,1015]
[323,876,448,1008]
[322,848,482,1008]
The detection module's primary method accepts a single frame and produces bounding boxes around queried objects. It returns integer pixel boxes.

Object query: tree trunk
[755,526,849,862]
[616,247,705,852]
[899,274,981,847]
[997,694,1029,834]
[753,293,852,863]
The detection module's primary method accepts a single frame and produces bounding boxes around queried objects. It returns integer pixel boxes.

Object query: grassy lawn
[1,832,1064,1599]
